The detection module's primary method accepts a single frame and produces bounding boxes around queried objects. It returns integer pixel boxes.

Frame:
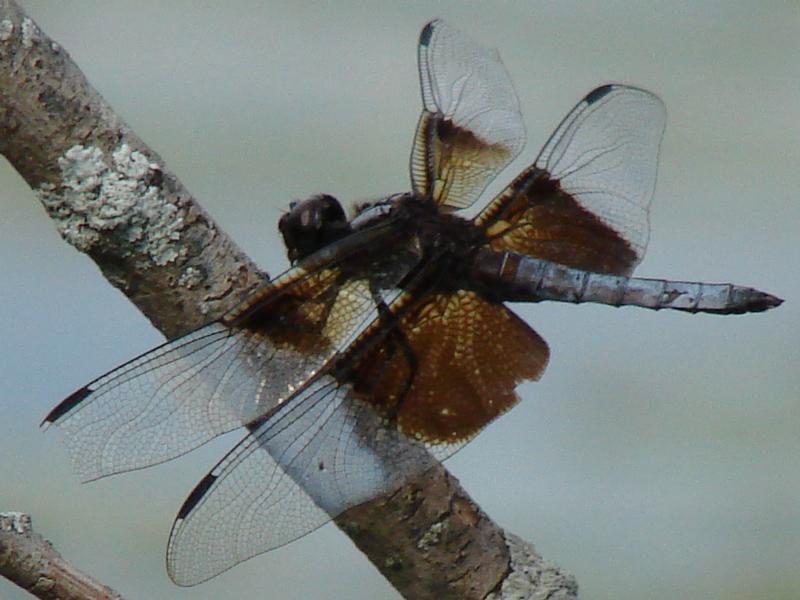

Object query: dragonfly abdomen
[472,249,782,315]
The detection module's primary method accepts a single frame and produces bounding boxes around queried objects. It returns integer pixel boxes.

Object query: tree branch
[0,2,577,597]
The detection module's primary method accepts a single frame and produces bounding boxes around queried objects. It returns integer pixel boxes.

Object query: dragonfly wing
[411,19,526,210]
[43,263,402,481]
[477,85,666,275]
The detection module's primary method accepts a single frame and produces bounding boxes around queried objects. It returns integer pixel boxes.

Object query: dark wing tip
[41,386,92,428]
[584,84,616,105]
[419,19,440,47]
[176,472,218,520]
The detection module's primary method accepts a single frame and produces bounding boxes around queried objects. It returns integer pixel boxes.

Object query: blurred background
[2,2,798,599]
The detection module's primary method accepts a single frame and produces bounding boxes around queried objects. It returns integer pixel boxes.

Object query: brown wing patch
[476,167,638,276]
[350,290,549,445]
[223,266,348,355]
[411,112,516,209]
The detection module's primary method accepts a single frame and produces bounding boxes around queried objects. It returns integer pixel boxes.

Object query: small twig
[0,512,126,600]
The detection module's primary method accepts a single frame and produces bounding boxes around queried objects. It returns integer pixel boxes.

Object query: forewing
[43,264,396,482]
[166,375,445,586]
[476,85,666,275]
[350,290,550,445]
[410,19,526,210]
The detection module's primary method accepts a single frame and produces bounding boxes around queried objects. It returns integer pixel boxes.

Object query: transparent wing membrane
[167,376,453,586]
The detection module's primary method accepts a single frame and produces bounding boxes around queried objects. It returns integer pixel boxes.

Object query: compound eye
[319,195,346,223]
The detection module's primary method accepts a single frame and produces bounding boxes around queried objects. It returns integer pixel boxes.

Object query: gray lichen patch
[20,17,37,47]
[0,512,32,534]
[178,265,204,290]
[36,143,186,266]
[416,521,445,550]
[0,19,13,42]
[486,532,578,600]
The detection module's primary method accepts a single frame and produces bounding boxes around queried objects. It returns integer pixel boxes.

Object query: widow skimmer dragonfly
[43,19,781,586]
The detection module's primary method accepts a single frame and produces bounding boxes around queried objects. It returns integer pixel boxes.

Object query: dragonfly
[43,19,782,586]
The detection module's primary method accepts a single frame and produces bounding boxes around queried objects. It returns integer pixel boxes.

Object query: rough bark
[0,0,265,338]
[0,2,577,598]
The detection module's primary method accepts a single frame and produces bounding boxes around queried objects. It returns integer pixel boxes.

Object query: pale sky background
[2,2,798,599]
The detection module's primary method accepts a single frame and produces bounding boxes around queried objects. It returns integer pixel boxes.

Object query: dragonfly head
[279,194,352,263]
